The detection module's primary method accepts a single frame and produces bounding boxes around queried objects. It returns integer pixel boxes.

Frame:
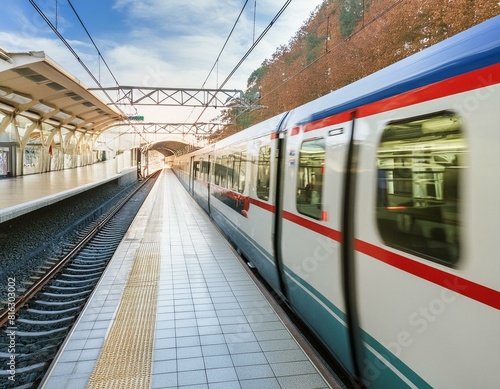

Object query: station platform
[40,168,343,389]
[0,160,137,223]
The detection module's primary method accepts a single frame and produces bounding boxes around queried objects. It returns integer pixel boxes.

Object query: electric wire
[260,0,405,102]
[192,0,293,125]
[200,0,250,90]
[183,0,250,125]
[66,0,129,105]
[29,0,107,99]
[228,0,406,126]
[28,0,149,145]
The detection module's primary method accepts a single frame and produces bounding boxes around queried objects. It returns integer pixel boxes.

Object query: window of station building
[376,111,466,267]
[257,145,271,201]
[297,138,325,220]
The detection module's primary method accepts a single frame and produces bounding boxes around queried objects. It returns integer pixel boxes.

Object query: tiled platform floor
[41,168,344,389]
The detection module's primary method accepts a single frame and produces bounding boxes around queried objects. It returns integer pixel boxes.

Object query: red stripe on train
[304,111,352,132]
[249,197,275,213]
[358,64,500,118]
[355,239,500,310]
[282,210,342,242]
[277,206,500,310]
[288,64,500,134]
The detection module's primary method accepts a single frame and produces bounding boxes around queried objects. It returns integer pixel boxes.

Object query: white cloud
[1,0,325,123]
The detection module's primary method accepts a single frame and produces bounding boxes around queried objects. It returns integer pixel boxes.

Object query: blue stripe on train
[282,266,432,388]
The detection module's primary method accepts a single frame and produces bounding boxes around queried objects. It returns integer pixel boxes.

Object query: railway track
[0,171,159,388]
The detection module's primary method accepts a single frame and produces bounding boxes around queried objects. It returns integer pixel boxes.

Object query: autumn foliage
[211,0,500,139]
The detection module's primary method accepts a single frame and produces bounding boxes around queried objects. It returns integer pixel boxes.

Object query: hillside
[211,0,500,140]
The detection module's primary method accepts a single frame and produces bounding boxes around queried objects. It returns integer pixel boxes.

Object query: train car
[172,15,500,388]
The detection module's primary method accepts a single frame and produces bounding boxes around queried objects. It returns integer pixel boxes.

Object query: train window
[238,152,246,193]
[297,138,325,220]
[209,157,213,184]
[201,160,210,182]
[221,155,228,188]
[193,160,200,179]
[198,158,204,180]
[376,111,466,266]
[214,157,222,185]
[228,155,236,190]
[257,145,271,201]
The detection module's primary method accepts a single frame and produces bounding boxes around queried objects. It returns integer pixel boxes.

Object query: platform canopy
[0,48,126,135]
[145,139,199,157]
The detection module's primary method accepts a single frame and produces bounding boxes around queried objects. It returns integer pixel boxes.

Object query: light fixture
[53,110,72,120]
[0,86,33,104]
[32,101,56,114]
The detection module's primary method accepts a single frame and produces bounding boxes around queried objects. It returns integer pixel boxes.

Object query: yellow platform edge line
[86,242,161,389]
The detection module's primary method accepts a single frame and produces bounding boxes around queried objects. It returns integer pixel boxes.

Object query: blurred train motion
[171,16,500,388]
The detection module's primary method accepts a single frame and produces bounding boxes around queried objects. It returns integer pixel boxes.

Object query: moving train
[171,15,500,388]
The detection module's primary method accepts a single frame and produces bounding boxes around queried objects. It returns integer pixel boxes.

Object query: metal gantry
[106,122,223,136]
[91,86,267,153]
[90,86,244,108]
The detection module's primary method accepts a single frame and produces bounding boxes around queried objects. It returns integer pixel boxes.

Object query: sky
[0,0,325,126]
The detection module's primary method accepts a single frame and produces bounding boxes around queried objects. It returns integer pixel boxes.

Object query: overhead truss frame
[107,122,223,136]
[90,86,245,108]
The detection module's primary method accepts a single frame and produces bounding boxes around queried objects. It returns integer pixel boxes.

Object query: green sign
[128,115,144,121]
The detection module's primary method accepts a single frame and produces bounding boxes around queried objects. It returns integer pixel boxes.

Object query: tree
[211,0,500,141]
[340,0,364,37]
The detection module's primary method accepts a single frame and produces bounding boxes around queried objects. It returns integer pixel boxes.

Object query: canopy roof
[0,49,125,135]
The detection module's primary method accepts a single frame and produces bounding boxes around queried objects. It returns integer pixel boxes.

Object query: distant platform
[0,160,137,223]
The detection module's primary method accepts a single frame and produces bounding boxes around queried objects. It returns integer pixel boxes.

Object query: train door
[351,99,500,388]
[275,114,359,380]
[207,154,211,213]
[189,156,194,195]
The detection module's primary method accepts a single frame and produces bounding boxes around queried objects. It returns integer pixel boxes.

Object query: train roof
[214,112,288,149]
[286,14,500,127]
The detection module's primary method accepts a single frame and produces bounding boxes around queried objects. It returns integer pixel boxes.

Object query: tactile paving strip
[86,241,161,389]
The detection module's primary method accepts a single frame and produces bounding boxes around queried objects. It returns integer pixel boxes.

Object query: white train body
[172,16,500,388]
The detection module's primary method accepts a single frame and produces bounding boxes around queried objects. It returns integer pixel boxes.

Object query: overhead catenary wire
[228,0,406,126]
[28,0,149,145]
[200,0,250,90]
[192,0,293,125]
[183,0,250,125]
[66,0,134,107]
[260,0,405,101]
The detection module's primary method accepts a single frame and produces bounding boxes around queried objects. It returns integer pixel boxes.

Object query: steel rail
[0,171,159,328]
